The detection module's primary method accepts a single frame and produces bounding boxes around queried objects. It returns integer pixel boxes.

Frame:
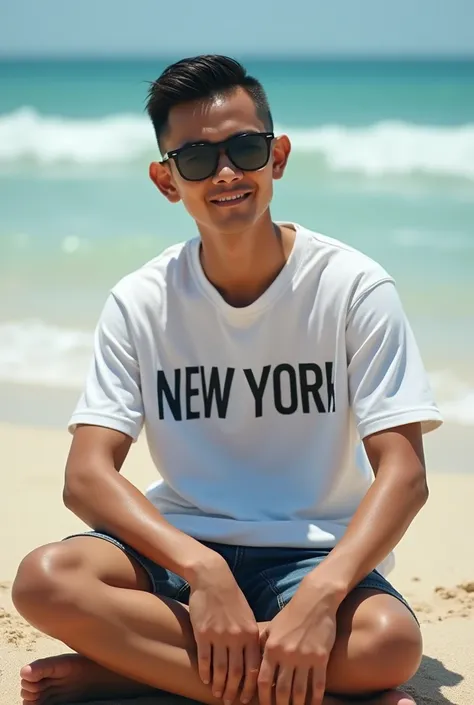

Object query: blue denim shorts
[64,531,417,623]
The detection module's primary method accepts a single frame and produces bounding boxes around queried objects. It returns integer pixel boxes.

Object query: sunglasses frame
[161,131,275,181]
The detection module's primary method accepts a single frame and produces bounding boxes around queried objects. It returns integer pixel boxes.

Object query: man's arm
[63,424,225,583]
[65,291,225,581]
[301,421,428,603]
[300,276,441,602]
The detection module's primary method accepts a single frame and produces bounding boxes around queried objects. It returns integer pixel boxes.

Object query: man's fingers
[240,641,261,703]
[311,666,326,705]
[196,639,212,685]
[275,665,294,705]
[292,667,310,705]
[257,656,275,705]
[259,625,270,650]
[222,647,244,705]
[212,645,229,699]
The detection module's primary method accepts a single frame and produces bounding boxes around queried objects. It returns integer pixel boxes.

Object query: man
[13,55,442,705]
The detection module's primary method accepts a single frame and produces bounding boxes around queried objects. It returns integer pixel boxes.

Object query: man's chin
[196,201,270,237]
[210,216,259,236]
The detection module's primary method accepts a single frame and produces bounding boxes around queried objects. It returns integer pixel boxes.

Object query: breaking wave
[1,108,474,178]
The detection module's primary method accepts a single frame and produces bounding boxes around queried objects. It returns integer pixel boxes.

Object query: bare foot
[20,652,156,705]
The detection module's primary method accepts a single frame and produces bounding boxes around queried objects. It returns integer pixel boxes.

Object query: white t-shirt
[69,223,442,575]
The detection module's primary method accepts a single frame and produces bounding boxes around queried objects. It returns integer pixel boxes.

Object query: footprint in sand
[411,583,474,623]
[412,601,433,615]
[0,608,40,650]
[433,583,474,620]
[458,581,474,593]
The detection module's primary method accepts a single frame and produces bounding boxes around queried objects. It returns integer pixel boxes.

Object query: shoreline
[1,383,474,475]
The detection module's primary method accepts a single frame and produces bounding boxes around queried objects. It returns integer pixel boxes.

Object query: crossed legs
[12,537,421,705]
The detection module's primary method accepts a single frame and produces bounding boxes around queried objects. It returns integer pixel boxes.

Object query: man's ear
[149,162,181,203]
[272,135,291,181]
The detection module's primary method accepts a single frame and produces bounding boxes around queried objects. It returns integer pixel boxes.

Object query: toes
[20,660,55,683]
[21,684,57,703]
[19,655,87,705]
[20,664,38,681]
[20,655,75,683]
[21,677,58,694]
[21,685,69,705]
[21,679,42,694]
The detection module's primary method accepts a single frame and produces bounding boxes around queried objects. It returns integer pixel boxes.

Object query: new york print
[157,362,336,420]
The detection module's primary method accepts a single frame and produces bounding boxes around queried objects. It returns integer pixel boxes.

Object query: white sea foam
[430,370,474,426]
[286,121,474,178]
[0,320,92,389]
[0,108,150,165]
[1,321,474,425]
[1,108,474,178]
[392,228,474,251]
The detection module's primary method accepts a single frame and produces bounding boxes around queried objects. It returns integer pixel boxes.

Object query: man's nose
[212,150,243,184]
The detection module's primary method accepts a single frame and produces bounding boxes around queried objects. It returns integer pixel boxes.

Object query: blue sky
[1,0,473,58]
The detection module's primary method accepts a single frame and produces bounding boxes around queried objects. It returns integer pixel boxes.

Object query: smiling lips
[210,191,252,206]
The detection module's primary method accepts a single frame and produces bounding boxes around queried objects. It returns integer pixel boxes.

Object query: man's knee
[328,603,422,695]
[361,611,423,686]
[12,542,88,625]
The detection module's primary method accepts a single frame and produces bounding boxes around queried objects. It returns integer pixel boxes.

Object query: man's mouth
[210,191,252,207]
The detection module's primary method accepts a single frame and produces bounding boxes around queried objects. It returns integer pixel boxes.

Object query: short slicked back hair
[146,55,273,149]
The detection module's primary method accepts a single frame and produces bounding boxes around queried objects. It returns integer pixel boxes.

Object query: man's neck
[198,214,296,308]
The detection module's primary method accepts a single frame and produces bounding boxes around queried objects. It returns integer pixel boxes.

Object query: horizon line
[1,52,474,62]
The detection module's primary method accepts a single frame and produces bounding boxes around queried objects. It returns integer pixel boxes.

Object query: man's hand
[189,559,261,705]
[258,583,340,705]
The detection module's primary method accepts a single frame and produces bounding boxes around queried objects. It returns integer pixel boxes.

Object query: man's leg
[13,536,226,705]
[325,587,421,701]
[13,538,418,705]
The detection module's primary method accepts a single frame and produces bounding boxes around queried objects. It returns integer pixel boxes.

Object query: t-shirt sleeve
[346,279,443,439]
[68,293,144,440]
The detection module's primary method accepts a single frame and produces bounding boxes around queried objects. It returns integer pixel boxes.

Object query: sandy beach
[1,421,473,704]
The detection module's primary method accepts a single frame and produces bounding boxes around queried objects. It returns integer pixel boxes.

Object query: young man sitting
[13,55,442,705]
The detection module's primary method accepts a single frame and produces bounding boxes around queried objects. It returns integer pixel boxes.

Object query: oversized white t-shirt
[69,223,442,575]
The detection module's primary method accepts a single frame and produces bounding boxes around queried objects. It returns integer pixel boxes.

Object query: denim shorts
[64,531,418,623]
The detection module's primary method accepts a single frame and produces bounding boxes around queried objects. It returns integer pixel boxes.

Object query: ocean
[1,58,473,427]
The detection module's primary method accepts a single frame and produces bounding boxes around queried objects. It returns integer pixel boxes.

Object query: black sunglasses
[161,132,275,182]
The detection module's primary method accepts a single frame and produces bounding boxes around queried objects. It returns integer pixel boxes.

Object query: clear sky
[0,0,473,58]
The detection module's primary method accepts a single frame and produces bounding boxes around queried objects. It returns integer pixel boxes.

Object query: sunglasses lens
[173,134,272,181]
[228,134,270,171]
[176,144,217,181]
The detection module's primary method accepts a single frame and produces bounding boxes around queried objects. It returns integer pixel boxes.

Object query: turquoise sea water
[1,58,473,425]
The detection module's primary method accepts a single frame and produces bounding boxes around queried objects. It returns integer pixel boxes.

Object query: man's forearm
[63,461,225,584]
[302,462,428,604]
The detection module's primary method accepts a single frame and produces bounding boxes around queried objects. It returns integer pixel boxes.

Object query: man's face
[150,88,291,236]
